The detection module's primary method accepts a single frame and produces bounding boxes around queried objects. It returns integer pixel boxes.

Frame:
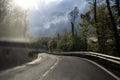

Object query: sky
[28,0,89,37]
[0,0,89,42]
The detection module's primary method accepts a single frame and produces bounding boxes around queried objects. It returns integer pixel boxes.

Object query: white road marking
[82,58,120,80]
[39,57,59,80]
[50,65,55,70]
[42,71,50,77]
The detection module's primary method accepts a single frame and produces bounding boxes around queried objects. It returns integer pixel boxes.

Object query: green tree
[56,30,73,52]
[106,0,120,56]
[86,0,104,52]
[80,12,91,51]
[96,4,115,54]
[69,7,79,37]
[79,3,116,55]
[48,38,57,52]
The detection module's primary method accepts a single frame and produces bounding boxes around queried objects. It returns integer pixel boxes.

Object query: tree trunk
[94,0,101,53]
[71,22,74,37]
[94,0,97,24]
[106,0,120,56]
[116,0,120,16]
[84,36,88,51]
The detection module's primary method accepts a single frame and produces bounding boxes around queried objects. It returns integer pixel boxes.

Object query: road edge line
[82,58,120,80]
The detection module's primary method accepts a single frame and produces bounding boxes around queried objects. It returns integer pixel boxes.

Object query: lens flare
[13,0,35,10]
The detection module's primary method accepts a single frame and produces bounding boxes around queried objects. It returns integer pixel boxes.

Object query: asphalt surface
[0,53,119,80]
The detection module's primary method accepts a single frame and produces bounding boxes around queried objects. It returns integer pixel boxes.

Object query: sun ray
[13,0,36,10]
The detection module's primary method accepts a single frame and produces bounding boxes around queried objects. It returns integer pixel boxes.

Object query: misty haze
[0,0,120,80]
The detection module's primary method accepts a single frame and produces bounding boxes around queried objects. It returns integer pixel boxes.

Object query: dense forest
[29,0,120,57]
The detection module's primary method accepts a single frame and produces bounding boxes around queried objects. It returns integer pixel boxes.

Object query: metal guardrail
[61,52,120,65]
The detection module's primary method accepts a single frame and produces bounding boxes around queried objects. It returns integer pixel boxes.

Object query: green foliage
[78,3,116,55]
[30,37,50,50]
[48,38,57,52]
[57,32,73,52]
[87,41,98,52]
[96,4,114,54]
[106,0,120,56]
[79,12,91,51]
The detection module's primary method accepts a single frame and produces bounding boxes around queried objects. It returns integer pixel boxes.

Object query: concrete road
[0,53,119,80]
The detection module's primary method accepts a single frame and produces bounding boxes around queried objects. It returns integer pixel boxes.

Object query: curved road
[0,53,119,80]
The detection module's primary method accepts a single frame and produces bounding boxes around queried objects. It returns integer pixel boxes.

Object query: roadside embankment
[0,47,30,71]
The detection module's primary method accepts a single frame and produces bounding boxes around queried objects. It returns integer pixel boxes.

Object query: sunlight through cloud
[44,0,63,5]
[13,0,63,10]
[13,0,38,10]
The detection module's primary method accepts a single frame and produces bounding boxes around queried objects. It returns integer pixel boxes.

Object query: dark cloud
[28,0,89,37]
